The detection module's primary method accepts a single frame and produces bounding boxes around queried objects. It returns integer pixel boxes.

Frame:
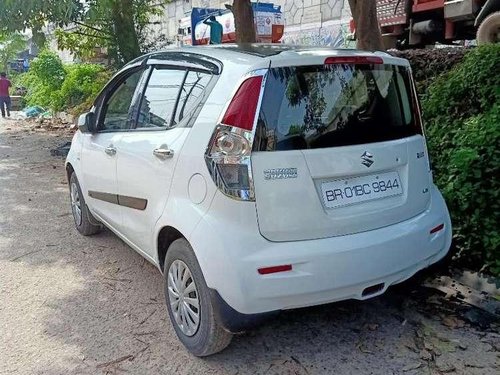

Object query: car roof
[124,44,408,73]
[207,44,389,57]
[205,44,408,67]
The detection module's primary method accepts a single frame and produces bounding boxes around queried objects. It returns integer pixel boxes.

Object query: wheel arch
[157,226,186,273]
[65,162,75,182]
[475,0,500,27]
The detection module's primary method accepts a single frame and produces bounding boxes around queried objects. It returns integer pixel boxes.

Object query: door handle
[153,147,174,160]
[104,146,116,156]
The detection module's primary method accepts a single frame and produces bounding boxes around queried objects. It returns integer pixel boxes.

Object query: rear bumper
[190,185,452,315]
[209,289,278,333]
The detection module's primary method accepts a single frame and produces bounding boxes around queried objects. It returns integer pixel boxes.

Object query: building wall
[279,0,354,47]
[150,0,354,47]
[42,24,77,64]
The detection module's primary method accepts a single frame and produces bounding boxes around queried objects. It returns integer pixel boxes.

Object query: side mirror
[77,112,95,133]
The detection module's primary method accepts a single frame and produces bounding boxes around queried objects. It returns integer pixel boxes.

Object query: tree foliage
[0,32,27,71]
[0,0,170,66]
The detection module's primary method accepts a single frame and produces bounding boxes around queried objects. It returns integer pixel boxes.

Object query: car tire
[477,11,500,44]
[164,238,232,356]
[69,172,101,236]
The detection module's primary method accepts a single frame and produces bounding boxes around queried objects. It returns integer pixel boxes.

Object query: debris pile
[1,110,75,157]
[390,47,469,92]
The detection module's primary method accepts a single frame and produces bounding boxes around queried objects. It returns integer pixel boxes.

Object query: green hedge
[422,45,500,275]
[17,50,112,115]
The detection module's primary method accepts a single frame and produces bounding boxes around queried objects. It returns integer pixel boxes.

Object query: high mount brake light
[324,56,384,65]
[205,72,266,201]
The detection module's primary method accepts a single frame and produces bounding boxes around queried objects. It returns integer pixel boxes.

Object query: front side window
[255,64,418,151]
[100,70,143,131]
[136,67,186,129]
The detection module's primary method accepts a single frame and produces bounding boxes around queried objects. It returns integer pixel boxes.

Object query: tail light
[220,76,263,131]
[205,73,266,201]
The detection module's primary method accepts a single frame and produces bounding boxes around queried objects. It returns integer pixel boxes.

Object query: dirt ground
[0,116,498,375]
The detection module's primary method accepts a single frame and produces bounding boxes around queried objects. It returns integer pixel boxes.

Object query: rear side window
[136,67,186,129]
[255,64,419,151]
[173,71,212,125]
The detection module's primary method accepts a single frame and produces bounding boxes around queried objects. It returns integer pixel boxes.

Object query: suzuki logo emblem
[361,151,374,167]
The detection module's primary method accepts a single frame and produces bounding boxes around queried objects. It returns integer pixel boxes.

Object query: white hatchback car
[66,45,452,356]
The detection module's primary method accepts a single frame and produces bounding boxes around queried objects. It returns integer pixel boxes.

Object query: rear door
[115,66,213,256]
[252,59,431,241]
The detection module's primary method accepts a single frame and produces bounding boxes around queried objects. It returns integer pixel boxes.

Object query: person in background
[203,15,223,45]
[0,72,12,118]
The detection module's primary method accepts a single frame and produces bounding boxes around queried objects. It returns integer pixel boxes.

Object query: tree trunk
[348,0,384,51]
[110,0,142,63]
[232,0,257,43]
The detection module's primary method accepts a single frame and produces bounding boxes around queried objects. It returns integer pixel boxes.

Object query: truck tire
[477,11,500,44]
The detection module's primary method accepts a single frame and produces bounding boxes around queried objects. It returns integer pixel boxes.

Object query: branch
[68,30,113,41]
[73,21,113,36]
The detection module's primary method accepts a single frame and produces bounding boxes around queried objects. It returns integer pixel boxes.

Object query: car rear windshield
[254,64,419,151]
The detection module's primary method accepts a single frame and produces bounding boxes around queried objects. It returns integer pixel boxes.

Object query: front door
[116,67,212,256]
[81,69,144,228]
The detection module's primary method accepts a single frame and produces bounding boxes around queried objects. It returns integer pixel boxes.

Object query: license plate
[321,171,403,209]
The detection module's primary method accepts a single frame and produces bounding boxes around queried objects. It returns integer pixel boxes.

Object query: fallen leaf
[356,342,374,354]
[365,323,379,331]
[424,341,434,351]
[419,349,432,361]
[435,358,456,373]
[402,362,422,372]
[442,316,465,329]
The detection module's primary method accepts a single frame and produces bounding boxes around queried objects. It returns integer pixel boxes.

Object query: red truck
[376,0,500,47]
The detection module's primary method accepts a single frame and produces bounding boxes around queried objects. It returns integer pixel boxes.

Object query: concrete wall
[150,0,354,47]
[279,0,354,47]
[43,24,78,64]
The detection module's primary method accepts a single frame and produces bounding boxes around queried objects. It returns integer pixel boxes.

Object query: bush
[16,51,66,109]
[55,64,112,113]
[422,45,500,275]
[17,50,111,114]
[29,50,66,88]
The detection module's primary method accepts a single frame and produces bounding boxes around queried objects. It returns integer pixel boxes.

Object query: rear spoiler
[253,51,410,70]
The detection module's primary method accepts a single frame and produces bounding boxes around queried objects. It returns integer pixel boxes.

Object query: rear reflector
[430,223,444,234]
[258,264,292,275]
[221,76,263,131]
[324,56,383,65]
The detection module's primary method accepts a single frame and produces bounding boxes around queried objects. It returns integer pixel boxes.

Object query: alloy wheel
[70,182,82,226]
[167,259,200,336]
